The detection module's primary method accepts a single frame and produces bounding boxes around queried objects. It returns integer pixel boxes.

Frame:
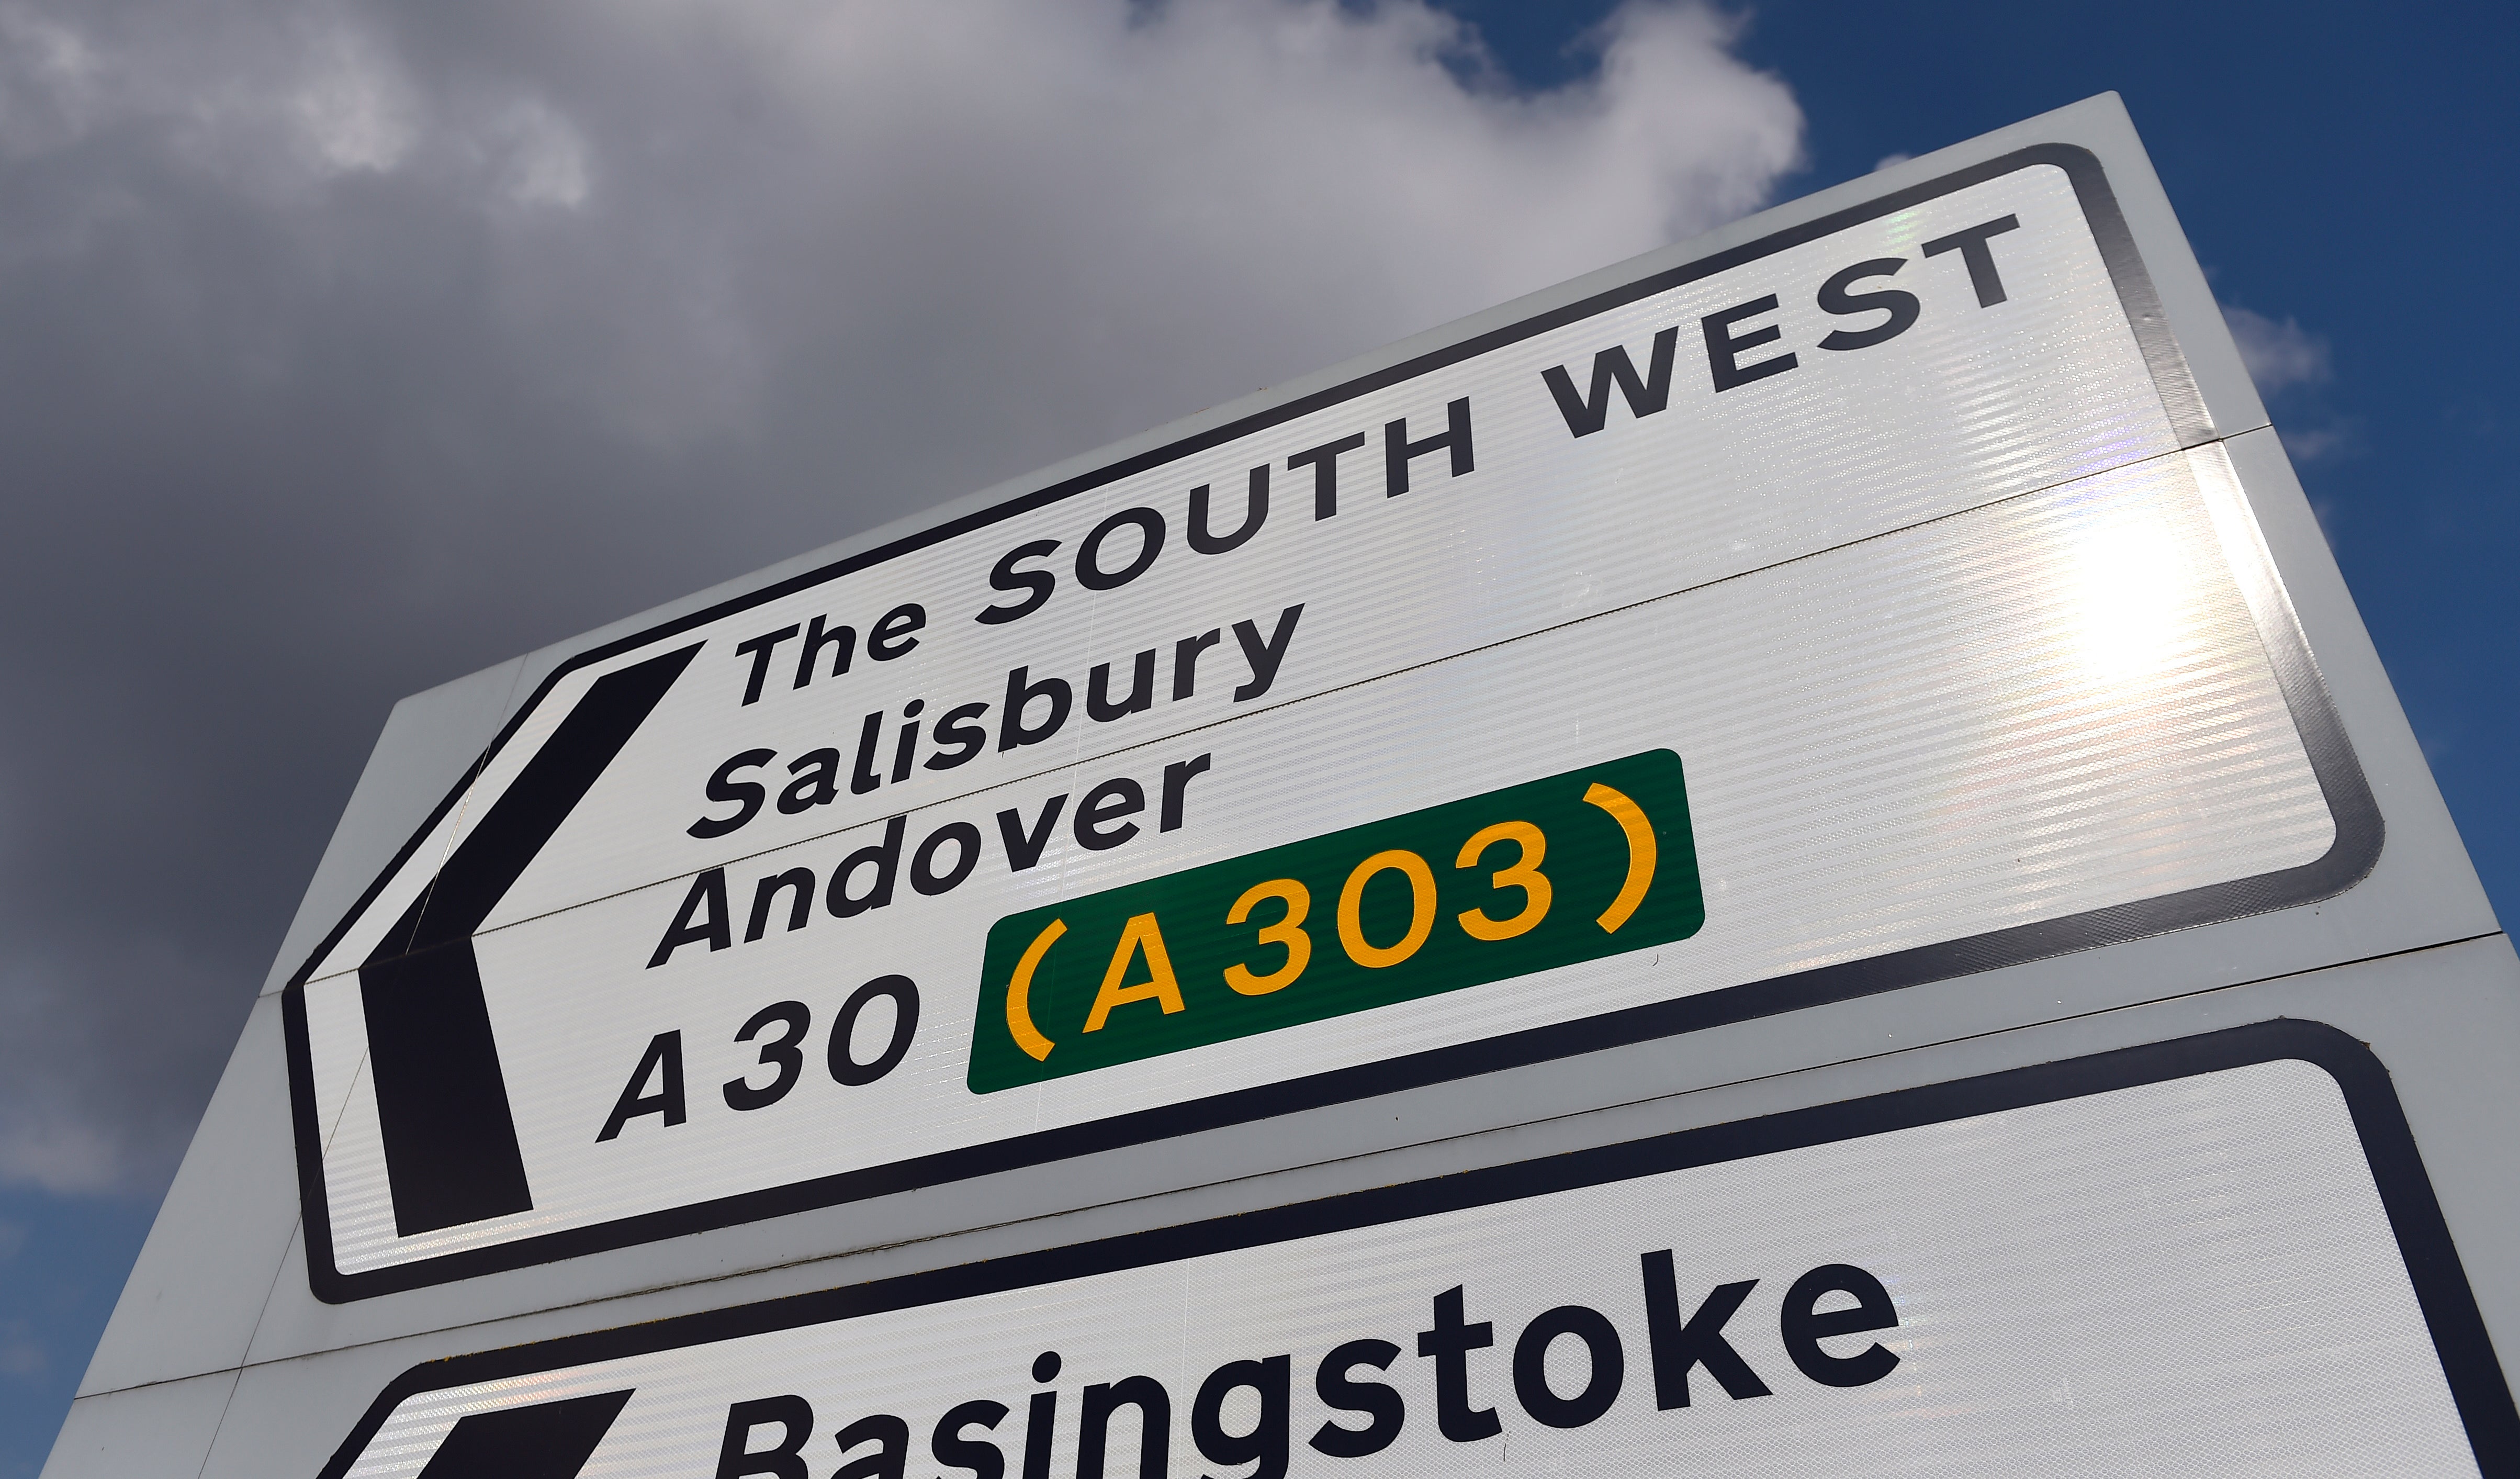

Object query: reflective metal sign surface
[316,1025,2511,1477]
[284,147,2375,1296]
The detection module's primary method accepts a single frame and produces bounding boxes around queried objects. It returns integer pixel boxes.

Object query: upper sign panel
[283,144,2376,1298]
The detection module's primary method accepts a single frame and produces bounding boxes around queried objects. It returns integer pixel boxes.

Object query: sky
[3,0,2513,1469]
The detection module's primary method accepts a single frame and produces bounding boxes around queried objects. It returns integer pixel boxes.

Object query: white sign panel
[284,147,2378,1296]
[314,1025,2513,1477]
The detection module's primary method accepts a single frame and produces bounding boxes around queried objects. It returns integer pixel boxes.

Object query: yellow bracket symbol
[1583,782,1656,934]
[1006,918,1065,1061]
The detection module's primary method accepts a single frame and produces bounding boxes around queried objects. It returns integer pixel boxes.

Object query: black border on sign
[312,1022,2517,1477]
[282,142,2387,1301]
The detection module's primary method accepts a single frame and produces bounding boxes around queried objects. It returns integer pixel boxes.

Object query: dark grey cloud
[0,0,1801,1192]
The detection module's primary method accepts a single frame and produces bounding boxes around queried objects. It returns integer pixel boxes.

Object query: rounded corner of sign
[306,1265,363,1307]
[2259,758,2387,918]
[2235,1016,2381,1075]
[293,1206,369,1304]
[2318,806,2387,899]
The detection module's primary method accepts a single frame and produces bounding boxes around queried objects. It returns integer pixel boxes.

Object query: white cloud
[284,20,415,176]
[483,98,589,211]
[2222,302,2332,396]
[477,0,1805,451]
[2221,303,2347,460]
[0,4,105,155]
[0,1118,128,1196]
[0,0,1804,1194]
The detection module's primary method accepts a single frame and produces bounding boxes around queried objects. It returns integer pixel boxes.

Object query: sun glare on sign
[2070,509,2191,687]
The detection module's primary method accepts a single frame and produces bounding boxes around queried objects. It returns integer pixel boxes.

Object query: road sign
[284,137,2380,1297]
[314,1023,2514,1477]
[50,93,2520,1479]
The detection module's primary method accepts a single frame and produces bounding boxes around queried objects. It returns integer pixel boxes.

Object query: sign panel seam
[310,437,2265,974]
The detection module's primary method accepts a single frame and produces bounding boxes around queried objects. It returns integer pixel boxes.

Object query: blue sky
[4,2,2513,1470]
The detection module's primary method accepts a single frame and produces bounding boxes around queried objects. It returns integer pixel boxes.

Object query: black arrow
[415,1388,634,1478]
[360,644,700,1237]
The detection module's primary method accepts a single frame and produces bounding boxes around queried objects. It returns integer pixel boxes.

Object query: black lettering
[978,539,1061,625]
[1286,432,1367,520]
[998,795,1068,872]
[1702,295,1798,392]
[715,1395,813,1479]
[778,749,840,814]
[1078,509,1166,591]
[1778,1263,1900,1387]
[1189,468,1268,554]
[933,1400,1009,1479]
[1173,630,1221,701]
[1383,397,1473,497]
[827,974,919,1086]
[852,711,885,795]
[1160,754,1211,832]
[1307,1340,1403,1459]
[1088,651,1157,722]
[597,1030,686,1141]
[736,627,801,706]
[1511,1305,1624,1428]
[795,615,856,689]
[1230,605,1302,702]
[1639,1251,1771,1407]
[1000,668,1072,751]
[691,749,775,838]
[745,867,817,941]
[722,1001,809,1112]
[1414,1285,1501,1442]
[1816,258,1920,351]
[1078,1376,1171,1479]
[1192,1357,1289,1479]
[1922,214,2022,307]
[1074,778,1145,851]
[926,701,990,770]
[893,701,925,783]
[648,868,733,967]
[1542,329,1678,437]
[834,1414,909,1479]
[912,821,984,895]
[827,815,907,918]
[1021,1379,1058,1479]
[868,602,926,660]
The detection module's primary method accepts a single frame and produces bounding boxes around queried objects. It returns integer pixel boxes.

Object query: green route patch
[969,749,1701,1093]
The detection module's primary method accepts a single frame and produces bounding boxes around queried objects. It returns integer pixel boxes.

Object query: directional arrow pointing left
[357,644,700,1236]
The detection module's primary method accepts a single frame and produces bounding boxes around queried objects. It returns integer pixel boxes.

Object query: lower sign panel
[319,1023,2513,1477]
